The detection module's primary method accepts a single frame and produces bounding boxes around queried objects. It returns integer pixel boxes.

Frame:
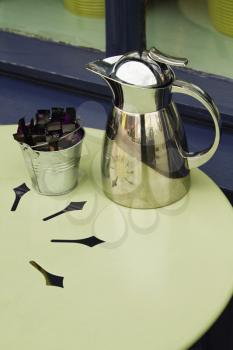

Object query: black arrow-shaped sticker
[11,183,30,211]
[30,261,64,288]
[51,236,105,247]
[43,201,86,221]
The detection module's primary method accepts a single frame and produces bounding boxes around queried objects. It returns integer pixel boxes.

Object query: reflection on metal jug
[87,48,221,208]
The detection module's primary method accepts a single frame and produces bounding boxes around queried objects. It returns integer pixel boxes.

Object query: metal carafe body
[87,48,221,208]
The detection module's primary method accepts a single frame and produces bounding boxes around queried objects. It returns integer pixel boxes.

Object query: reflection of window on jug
[126,115,140,143]
[148,127,154,144]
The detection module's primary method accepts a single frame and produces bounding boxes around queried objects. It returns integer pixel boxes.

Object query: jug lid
[104,48,188,88]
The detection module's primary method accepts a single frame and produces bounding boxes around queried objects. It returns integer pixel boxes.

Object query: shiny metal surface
[172,80,221,168]
[112,50,174,87]
[87,47,221,209]
[110,83,172,114]
[17,128,85,195]
[102,103,190,208]
[148,47,188,67]
[87,65,172,114]
[86,49,174,88]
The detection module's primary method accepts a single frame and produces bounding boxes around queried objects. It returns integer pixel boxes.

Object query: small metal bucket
[17,128,85,195]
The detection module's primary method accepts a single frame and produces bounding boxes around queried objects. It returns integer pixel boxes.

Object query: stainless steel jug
[86,48,221,208]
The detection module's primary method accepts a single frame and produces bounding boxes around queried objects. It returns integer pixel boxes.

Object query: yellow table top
[0,125,233,350]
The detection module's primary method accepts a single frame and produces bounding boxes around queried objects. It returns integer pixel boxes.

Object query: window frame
[0,0,232,123]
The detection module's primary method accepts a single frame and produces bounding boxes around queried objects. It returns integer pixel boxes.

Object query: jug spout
[86,54,123,78]
[86,53,173,114]
[86,59,114,79]
[86,57,126,109]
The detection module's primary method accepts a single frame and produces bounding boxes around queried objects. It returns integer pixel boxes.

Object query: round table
[0,126,232,350]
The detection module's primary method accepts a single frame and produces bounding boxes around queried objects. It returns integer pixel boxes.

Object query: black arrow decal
[51,236,105,247]
[11,183,30,211]
[43,201,86,221]
[30,261,64,288]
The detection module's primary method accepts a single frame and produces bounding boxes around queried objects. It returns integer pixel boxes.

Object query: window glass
[0,0,105,51]
[146,0,233,79]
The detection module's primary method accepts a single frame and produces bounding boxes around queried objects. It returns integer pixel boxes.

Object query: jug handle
[172,80,221,169]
